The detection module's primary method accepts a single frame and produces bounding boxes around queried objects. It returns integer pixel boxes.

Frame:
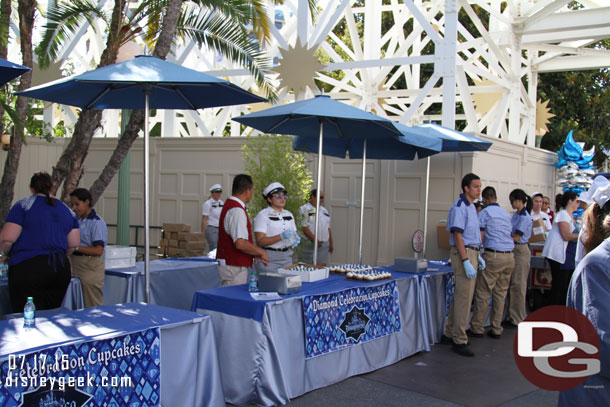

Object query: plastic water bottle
[23,297,35,330]
[0,252,7,281]
[247,270,258,292]
[0,263,7,281]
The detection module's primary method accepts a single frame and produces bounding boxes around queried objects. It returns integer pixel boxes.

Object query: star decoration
[472,79,503,115]
[273,39,324,95]
[535,99,555,136]
[339,305,370,342]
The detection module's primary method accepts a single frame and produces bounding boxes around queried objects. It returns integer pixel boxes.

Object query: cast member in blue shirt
[70,188,108,308]
[441,173,484,357]
[469,186,515,339]
[0,172,80,312]
[504,189,533,326]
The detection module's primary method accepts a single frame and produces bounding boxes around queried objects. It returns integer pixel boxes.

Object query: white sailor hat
[263,182,286,198]
[592,182,610,208]
[209,184,223,193]
[579,176,609,205]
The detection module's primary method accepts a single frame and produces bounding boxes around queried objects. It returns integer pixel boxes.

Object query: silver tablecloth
[104,259,220,309]
[197,274,426,406]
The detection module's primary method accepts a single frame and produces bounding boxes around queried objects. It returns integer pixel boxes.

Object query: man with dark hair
[469,186,515,340]
[216,174,269,286]
[442,173,484,357]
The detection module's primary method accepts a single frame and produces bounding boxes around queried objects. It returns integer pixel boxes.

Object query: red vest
[217,197,254,267]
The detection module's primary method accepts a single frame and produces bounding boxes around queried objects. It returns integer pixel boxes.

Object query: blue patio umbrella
[394,123,492,256]
[402,123,492,152]
[233,95,442,264]
[18,55,266,302]
[0,58,30,86]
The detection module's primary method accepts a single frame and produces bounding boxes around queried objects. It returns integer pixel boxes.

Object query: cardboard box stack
[158,223,206,258]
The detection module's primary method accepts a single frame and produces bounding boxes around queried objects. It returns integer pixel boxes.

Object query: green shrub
[242,134,314,225]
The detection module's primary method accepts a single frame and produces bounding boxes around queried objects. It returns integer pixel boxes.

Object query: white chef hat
[579,176,610,205]
[592,182,610,208]
[263,182,286,198]
[209,184,222,192]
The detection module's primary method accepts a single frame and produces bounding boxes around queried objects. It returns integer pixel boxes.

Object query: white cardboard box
[104,245,136,269]
[277,265,329,282]
[105,257,136,269]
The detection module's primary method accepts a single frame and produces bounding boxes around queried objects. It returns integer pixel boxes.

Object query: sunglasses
[272,193,288,199]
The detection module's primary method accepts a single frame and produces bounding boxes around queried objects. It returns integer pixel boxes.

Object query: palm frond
[36,0,109,68]
[176,9,277,102]
[190,0,271,44]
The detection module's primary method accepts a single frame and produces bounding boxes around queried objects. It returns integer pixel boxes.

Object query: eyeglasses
[542,201,550,205]
[272,193,288,199]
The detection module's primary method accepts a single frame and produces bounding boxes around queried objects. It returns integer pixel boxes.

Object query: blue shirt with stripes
[478,203,514,251]
[447,194,481,247]
[78,209,107,249]
[511,207,532,244]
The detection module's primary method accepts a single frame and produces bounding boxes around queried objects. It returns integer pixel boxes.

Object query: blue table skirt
[0,303,225,407]
[104,258,220,310]
[192,264,452,406]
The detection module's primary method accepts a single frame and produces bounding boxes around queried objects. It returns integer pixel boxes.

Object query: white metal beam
[536,55,610,72]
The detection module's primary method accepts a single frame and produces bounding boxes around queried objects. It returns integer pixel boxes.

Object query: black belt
[465,246,480,251]
[265,247,290,252]
[516,242,528,245]
[486,249,513,254]
[73,251,85,256]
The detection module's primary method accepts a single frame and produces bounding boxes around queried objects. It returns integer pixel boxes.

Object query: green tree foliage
[538,66,610,167]
[242,134,314,223]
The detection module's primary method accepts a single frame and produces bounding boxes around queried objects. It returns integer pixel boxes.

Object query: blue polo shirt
[511,208,532,244]
[78,209,107,248]
[5,195,79,266]
[447,194,481,247]
[478,203,515,251]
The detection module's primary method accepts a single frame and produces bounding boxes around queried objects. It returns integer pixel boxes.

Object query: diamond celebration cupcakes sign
[302,281,401,358]
[0,328,161,407]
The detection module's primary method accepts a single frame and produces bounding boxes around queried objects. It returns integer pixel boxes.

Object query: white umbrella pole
[144,90,151,303]
[423,156,430,259]
[358,138,367,265]
[313,120,323,265]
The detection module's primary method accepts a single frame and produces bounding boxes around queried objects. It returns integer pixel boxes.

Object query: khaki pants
[444,247,479,345]
[70,255,105,308]
[507,244,531,324]
[470,251,515,335]
[218,264,249,286]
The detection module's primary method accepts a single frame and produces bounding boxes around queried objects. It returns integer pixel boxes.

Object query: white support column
[441,0,458,128]
[527,50,538,147]
[508,3,523,143]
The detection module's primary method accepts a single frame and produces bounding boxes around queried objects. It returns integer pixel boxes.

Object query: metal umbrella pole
[144,87,151,303]
[358,138,367,265]
[423,156,431,259]
[313,119,323,265]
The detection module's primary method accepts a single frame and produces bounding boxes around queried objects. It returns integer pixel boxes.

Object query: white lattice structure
[8,0,610,144]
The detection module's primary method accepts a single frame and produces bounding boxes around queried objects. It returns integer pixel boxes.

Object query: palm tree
[34,0,279,200]
[0,0,35,222]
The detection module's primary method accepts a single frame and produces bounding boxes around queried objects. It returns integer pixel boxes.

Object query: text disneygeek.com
[2,352,134,389]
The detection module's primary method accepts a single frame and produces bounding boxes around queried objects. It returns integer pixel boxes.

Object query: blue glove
[463,259,477,279]
[291,234,301,248]
[477,253,486,271]
[280,229,295,241]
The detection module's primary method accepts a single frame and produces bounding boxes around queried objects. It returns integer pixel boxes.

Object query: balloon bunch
[553,130,595,195]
